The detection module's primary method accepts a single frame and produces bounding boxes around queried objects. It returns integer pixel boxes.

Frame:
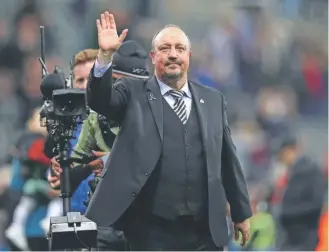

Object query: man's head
[74,49,98,89]
[112,40,149,81]
[273,135,300,167]
[150,25,191,86]
[73,42,149,89]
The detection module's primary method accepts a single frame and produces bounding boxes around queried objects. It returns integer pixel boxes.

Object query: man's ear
[150,51,156,64]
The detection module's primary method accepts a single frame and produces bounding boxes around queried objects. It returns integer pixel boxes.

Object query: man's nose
[168,48,178,58]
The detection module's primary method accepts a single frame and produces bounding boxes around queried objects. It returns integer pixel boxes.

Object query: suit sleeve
[87,64,130,122]
[220,93,252,223]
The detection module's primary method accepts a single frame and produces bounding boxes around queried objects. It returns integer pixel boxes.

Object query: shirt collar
[156,77,191,98]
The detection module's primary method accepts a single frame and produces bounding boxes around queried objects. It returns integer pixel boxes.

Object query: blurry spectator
[231,120,268,182]
[0,66,23,165]
[4,107,51,251]
[0,0,55,72]
[272,135,326,250]
[256,87,297,139]
[18,55,61,124]
[12,0,55,56]
[19,56,44,123]
[203,15,239,90]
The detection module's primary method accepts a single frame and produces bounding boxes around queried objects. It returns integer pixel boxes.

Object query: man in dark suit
[85,11,252,250]
[272,136,326,250]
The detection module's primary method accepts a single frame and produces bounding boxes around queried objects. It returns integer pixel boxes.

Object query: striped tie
[168,90,187,124]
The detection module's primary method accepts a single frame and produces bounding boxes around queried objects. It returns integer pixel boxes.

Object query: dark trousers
[97,225,126,251]
[122,213,223,251]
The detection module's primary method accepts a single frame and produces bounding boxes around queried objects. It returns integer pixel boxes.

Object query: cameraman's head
[74,49,98,89]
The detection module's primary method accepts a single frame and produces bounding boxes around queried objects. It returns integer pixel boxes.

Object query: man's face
[278,146,298,167]
[150,27,191,82]
[73,61,94,89]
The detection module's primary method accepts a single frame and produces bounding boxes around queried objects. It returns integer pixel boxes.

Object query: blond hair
[74,49,98,67]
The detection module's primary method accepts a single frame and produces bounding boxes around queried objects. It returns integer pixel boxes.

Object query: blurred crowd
[0,0,327,251]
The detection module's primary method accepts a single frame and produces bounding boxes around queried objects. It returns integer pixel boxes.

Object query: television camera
[38,26,97,251]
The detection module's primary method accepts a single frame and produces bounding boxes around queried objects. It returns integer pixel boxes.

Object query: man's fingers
[48,174,58,183]
[92,150,108,157]
[53,167,62,175]
[96,19,102,32]
[51,157,60,167]
[234,229,239,241]
[101,13,106,29]
[240,232,249,247]
[50,180,60,189]
[88,159,101,166]
[105,11,111,29]
[93,169,102,176]
[108,13,116,30]
[88,159,103,170]
[118,29,128,43]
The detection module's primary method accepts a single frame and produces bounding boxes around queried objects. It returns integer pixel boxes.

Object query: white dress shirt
[157,78,192,119]
[94,60,192,119]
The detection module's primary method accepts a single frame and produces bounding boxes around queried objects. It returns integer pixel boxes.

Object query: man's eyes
[160,47,185,51]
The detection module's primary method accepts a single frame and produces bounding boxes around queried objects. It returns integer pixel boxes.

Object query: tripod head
[38,26,96,251]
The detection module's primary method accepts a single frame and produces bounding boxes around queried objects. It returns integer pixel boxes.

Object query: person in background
[273,135,326,250]
[41,48,101,232]
[5,108,54,251]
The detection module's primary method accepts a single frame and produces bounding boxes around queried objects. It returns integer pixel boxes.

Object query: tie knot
[168,90,185,100]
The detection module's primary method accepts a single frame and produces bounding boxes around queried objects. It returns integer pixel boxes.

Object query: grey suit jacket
[85,66,252,246]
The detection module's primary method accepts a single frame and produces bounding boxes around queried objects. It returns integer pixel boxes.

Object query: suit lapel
[146,77,163,142]
[189,82,208,155]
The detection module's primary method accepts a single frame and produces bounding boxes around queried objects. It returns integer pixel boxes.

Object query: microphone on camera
[40,71,65,100]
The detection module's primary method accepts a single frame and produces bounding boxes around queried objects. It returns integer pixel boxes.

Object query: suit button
[186,200,189,204]
[184,130,188,134]
[186,143,190,147]
[188,171,191,175]
[132,193,136,197]
[145,172,149,176]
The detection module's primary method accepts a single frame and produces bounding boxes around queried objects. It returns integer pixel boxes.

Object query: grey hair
[151,24,191,51]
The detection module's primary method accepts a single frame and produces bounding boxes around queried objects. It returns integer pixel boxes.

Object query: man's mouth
[166,62,180,66]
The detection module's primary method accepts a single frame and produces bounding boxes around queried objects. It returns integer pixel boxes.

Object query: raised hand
[96,11,128,63]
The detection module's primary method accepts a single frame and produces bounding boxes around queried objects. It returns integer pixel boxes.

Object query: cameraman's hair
[74,49,98,67]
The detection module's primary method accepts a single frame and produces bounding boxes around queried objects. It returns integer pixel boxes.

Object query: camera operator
[41,48,100,233]
[47,41,150,250]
